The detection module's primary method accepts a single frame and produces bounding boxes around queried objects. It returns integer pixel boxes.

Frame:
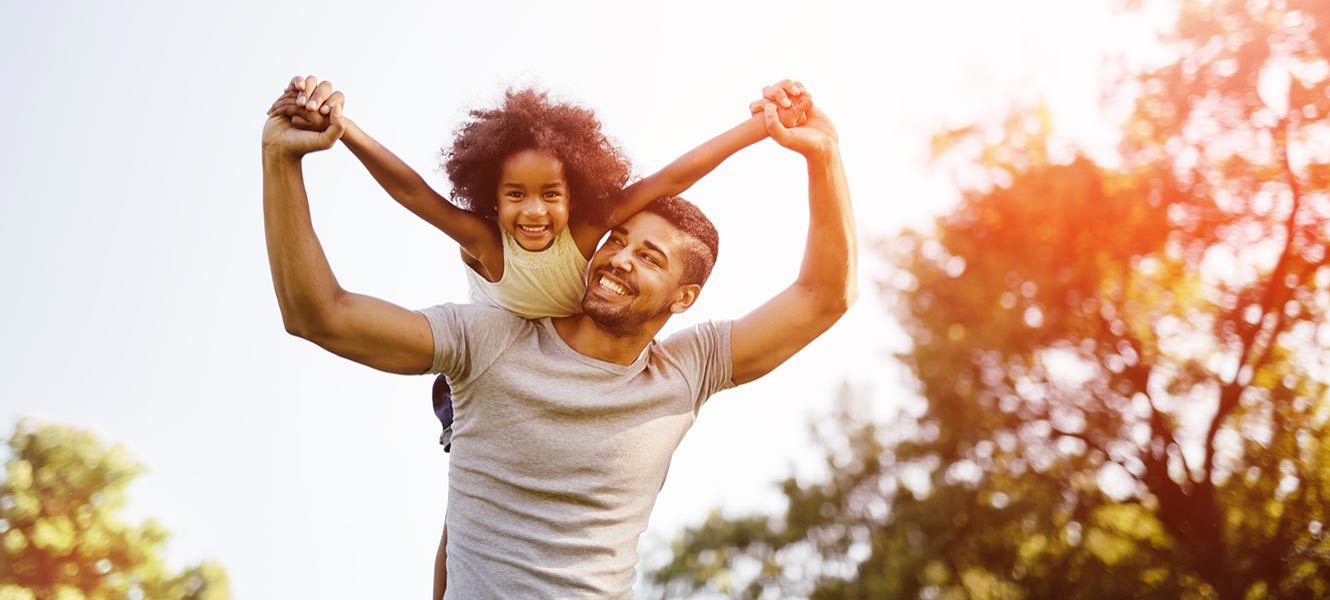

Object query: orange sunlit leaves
[650,0,1330,597]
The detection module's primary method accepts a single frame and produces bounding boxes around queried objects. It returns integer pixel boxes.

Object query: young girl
[268,76,810,598]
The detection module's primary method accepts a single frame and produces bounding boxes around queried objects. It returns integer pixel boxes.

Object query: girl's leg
[432,375,452,599]
[432,374,454,451]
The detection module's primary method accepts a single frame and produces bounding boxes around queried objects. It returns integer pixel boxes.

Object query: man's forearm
[795,144,857,309]
[262,147,342,336]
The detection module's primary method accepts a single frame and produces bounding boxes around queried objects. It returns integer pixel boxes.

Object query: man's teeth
[600,277,628,296]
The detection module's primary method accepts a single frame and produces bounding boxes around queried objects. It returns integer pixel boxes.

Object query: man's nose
[609,247,633,272]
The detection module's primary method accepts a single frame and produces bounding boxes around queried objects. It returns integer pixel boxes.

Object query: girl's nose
[521,200,547,216]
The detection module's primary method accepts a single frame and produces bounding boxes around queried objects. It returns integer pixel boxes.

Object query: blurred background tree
[649,0,1330,598]
[0,419,228,600]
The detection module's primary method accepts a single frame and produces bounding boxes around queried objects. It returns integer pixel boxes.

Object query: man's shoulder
[418,302,531,325]
[658,319,733,343]
[417,302,540,350]
[650,320,736,404]
[652,320,734,362]
[418,303,541,378]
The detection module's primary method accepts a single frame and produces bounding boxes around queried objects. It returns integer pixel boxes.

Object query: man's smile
[593,269,635,297]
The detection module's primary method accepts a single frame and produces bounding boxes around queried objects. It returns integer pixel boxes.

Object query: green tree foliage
[0,419,228,600]
[649,1,1330,598]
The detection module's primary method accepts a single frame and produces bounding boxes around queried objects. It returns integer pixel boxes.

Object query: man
[262,83,856,598]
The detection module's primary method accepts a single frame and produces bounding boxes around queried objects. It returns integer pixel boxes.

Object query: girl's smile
[497,149,570,252]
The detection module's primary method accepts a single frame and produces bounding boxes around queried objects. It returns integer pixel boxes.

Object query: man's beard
[581,275,673,336]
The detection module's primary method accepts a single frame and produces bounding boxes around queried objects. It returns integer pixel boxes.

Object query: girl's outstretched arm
[573,79,811,252]
[271,77,499,260]
[339,119,497,255]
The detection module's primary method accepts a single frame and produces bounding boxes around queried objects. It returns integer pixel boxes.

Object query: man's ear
[669,284,702,314]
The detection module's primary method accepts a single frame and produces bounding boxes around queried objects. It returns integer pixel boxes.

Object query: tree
[0,419,228,600]
[648,0,1330,598]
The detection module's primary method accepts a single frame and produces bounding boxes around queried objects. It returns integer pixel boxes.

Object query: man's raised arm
[729,103,857,385]
[262,89,435,375]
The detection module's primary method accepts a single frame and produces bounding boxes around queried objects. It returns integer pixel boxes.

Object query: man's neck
[550,314,663,366]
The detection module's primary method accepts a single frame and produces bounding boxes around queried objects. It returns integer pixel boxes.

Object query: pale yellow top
[463,228,588,318]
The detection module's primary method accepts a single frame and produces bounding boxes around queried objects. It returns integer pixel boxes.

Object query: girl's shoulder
[568,216,606,261]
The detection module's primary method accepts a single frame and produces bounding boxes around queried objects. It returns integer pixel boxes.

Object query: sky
[0,0,1155,597]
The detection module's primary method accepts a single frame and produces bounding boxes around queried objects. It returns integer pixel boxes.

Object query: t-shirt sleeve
[659,320,736,410]
[416,303,527,384]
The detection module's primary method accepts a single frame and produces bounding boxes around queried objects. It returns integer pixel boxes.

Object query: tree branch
[1202,118,1306,483]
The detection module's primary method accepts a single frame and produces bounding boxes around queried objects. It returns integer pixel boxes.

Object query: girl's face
[496,149,571,252]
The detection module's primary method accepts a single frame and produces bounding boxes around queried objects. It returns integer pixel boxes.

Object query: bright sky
[0,1,1152,597]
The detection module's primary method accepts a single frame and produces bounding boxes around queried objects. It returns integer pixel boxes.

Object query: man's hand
[761,105,837,158]
[262,105,345,158]
[748,79,812,128]
[262,76,346,158]
[268,75,345,132]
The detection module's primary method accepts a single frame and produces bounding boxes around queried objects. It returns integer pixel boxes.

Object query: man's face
[582,212,700,334]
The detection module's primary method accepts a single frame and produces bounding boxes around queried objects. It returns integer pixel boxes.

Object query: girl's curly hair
[442,88,632,225]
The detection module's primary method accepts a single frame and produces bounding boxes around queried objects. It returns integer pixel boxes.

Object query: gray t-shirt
[419,303,735,599]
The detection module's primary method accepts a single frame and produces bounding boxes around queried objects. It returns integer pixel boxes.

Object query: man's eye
[642,254,660,266]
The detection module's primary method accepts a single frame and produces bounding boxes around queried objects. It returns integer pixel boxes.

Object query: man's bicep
[729,286,839,385]
[314,291,436,375]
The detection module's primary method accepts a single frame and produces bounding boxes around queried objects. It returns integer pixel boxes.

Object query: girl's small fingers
[325,103,346,140]
[268,98,295,112]
[270,96,298,111]
[271,90,298,108]
[320,91,345,114]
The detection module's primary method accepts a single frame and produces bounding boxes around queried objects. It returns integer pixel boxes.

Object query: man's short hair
[642,196,719,286]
